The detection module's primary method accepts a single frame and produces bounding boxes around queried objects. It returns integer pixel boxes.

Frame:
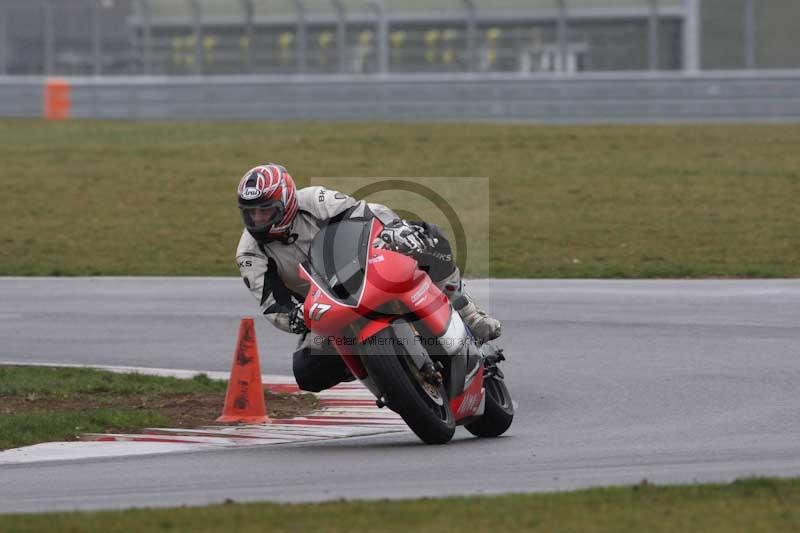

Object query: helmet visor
[239,202,284,232]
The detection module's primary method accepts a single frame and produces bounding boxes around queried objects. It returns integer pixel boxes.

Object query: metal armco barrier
[2,72,800,123]
[0,77,42,117]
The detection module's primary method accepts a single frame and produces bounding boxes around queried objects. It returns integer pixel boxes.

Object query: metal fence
[0,0,797,77]
[5,71,800,122]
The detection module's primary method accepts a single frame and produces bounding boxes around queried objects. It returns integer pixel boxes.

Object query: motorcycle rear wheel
[361,326,456,445]
[464,374,514,438]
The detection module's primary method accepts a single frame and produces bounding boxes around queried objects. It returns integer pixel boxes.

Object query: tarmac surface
[1,278,799,513]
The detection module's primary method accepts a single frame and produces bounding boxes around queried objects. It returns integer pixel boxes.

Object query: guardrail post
[0,4,7,75]
[43,0,55,75]
[240,0,254,73]
[91,0,102,75]
[371,0,388,74]
[135,0,153,74]
[682,0,700,72]
[188,0,204,74]
[331,0,347,74]
[744,0,756,69]
[462,0,477,72]
[556,0,568,73]
[293,0,307,74]
[648,0,659,70]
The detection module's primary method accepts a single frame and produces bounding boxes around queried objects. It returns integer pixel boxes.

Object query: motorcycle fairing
[449,353,485,420]
[298,218,452,342]
[298,216,487,422]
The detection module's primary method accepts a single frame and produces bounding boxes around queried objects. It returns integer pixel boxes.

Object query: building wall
[2,1,798,76]
[757,0,800,69]
[701,0,800,70]
[701,0,747,69]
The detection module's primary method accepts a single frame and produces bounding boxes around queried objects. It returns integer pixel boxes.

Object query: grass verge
[0,366,317,450]
[1,120,798,278]
[1,478,798,531]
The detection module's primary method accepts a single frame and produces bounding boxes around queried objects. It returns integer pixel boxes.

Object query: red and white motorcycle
[298,217,513,444]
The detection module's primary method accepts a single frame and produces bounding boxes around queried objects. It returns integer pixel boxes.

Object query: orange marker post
[43,78,71,120]
[216,317,270,424]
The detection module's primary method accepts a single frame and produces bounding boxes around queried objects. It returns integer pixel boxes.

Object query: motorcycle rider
[236,163,501,392]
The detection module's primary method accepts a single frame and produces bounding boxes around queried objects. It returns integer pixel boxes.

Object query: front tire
[360,326,455,445]
[465,374,514,438]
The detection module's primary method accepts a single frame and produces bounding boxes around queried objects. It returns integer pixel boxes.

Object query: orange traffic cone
[216,317,270,424]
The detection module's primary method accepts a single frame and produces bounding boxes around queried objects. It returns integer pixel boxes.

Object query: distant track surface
[1,278,799,513]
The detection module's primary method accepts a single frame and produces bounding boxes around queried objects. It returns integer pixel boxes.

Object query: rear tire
[361,326,455,445]
[465,374,514,438]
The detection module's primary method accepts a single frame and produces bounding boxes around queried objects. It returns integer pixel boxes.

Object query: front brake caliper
[420,360,443,385]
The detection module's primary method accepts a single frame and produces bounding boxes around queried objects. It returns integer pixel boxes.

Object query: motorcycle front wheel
[464,372,514,438]
[360,325,455,445]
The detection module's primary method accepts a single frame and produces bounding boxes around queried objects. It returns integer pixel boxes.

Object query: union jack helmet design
[237,164,298,242]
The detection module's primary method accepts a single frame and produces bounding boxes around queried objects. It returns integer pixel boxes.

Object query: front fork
[481,345,506,379]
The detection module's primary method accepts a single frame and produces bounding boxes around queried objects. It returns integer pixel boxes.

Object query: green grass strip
[1,478,798,531]
[0,367,226,397]
[1,120,799,278]
[0,367,227,449]
[0,409,169,450]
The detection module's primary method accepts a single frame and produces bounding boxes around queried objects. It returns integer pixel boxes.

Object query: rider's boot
[435,267,501,345]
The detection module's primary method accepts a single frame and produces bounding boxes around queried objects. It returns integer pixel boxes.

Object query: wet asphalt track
[1,278,799,513]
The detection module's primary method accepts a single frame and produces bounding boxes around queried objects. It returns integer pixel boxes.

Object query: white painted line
[143,428,333,441]
[0,361,294,385]
[144,426,407,441]
[0,441,215,465]
[283,417,407,427]
[79,433,294,446]
[318,388,377,396]
[205,424,363,436]
[208,424,400,438]
[314,408,403,418]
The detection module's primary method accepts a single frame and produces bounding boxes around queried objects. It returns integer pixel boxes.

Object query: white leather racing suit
[236,186,399,332]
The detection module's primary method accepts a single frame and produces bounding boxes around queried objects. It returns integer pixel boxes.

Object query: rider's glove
[377,219,437,255]
[288,302,309,335]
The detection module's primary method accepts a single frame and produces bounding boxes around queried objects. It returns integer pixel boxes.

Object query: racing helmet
[237,164,298,243]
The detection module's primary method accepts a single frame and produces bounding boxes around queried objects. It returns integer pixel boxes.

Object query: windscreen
[308,219,372,304]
